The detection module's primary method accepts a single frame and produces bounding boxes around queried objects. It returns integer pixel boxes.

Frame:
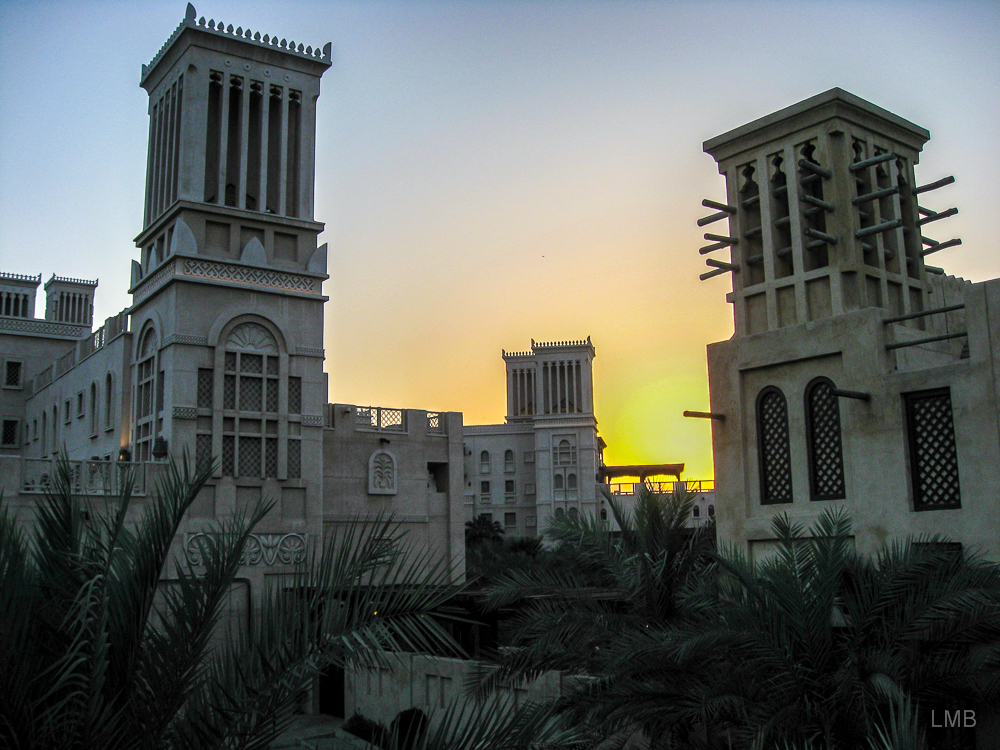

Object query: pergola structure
[600,464,684,482]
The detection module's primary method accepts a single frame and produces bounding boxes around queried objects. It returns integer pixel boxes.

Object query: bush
[390,707,428,750]
[343,712,389,748]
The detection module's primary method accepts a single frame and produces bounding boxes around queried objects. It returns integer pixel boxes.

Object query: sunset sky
[1,0,998,479]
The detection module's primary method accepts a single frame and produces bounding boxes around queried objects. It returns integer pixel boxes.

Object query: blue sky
[2,0,998,477]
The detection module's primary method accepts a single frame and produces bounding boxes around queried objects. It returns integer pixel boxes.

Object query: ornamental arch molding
[207,311,289,353]
[368,449,398,495]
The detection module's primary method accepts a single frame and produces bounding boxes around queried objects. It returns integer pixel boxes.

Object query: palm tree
[0,457,463,749]
[465,514,505,548]
[602,509,1000,749]
[472,485,713,741]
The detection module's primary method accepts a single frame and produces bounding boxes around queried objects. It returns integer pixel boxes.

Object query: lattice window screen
[287,439,301,479]
[196,434,212,474]
[266,378,279,412]
[265,437,278,477]
[222,435,235,476]
[239,436,261,478]
[288,377,301,414]
[906,389,961,510]
[197,369,213,409]
[757,387,793,504]
[806,379,846,500]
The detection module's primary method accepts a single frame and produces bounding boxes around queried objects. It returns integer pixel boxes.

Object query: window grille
[221,331,281,478]
[1,419,18,447]
[197,369,213,408]
[287,438,301,479]
[288,377,301,414]
[196,434,213,474]
[756,386,793,504]
[805,378,846,500]
[265,437,278,477]
[135,328,158,462]
[905,389,961,510]
[222,435,235,475]
[4,360,22,388]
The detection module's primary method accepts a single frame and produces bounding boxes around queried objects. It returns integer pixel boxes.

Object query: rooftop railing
[21,459,150,496]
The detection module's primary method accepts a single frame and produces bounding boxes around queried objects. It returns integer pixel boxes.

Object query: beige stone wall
[323,405,465,578]
[709,280,1000,560]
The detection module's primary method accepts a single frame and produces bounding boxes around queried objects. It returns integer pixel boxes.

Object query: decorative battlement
[0,272,41,284]
[531,336,593,350]
[45,274,98,288]
[142,4,332,84]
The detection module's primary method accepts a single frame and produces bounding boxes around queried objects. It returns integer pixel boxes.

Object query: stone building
[0,7,465,598]
[463,338,604,536]
[463,338,710,536]
[700,89,1000,560]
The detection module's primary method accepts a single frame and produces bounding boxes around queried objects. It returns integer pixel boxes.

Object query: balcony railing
[607,479,714,495]
[355,406,406,432]
[21,459,149,495]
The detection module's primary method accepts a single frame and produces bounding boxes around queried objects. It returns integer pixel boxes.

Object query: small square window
[526,514,537,527]
[3,360,23,388]
[1,419,19,448]
[505,479,515,494]
[525,483,535,495]
[524,451,535,464]
[504,512,516,528]
[481,480,490,494]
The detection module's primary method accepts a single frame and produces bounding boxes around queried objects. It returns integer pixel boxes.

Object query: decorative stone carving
[169,216,198,256]
[163,333,209,346]
[182,259,317,293]
[172,406,197,419]
[0,317,85,337]
[295,346,325,358]
[240,236,267,266]
[185,532,308,566]
[368,450,397,495]
[307,243,327,274]
[132,260,176,301]
[301,414,324,427]
[227,322,278,354]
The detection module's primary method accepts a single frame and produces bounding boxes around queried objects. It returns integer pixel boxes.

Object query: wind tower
[698,88,960,336]
[697,90,986,559]
[128,5,332,536]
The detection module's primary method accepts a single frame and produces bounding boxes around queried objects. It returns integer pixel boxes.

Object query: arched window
[708,504,715,518]
[220,322,283,478]
[105,374,114,429]
[89,382,98,435]
[692,505,701,518]
[555,508,565,520]
[135,328,159,462]
[504,449,514,472]
[555,439,575,465]
[567,473,577,489]
[480,450,490,473]
[553,474,564,490]
[568,507,579,521]
[756,386,792,504]
[805,377,846,500]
